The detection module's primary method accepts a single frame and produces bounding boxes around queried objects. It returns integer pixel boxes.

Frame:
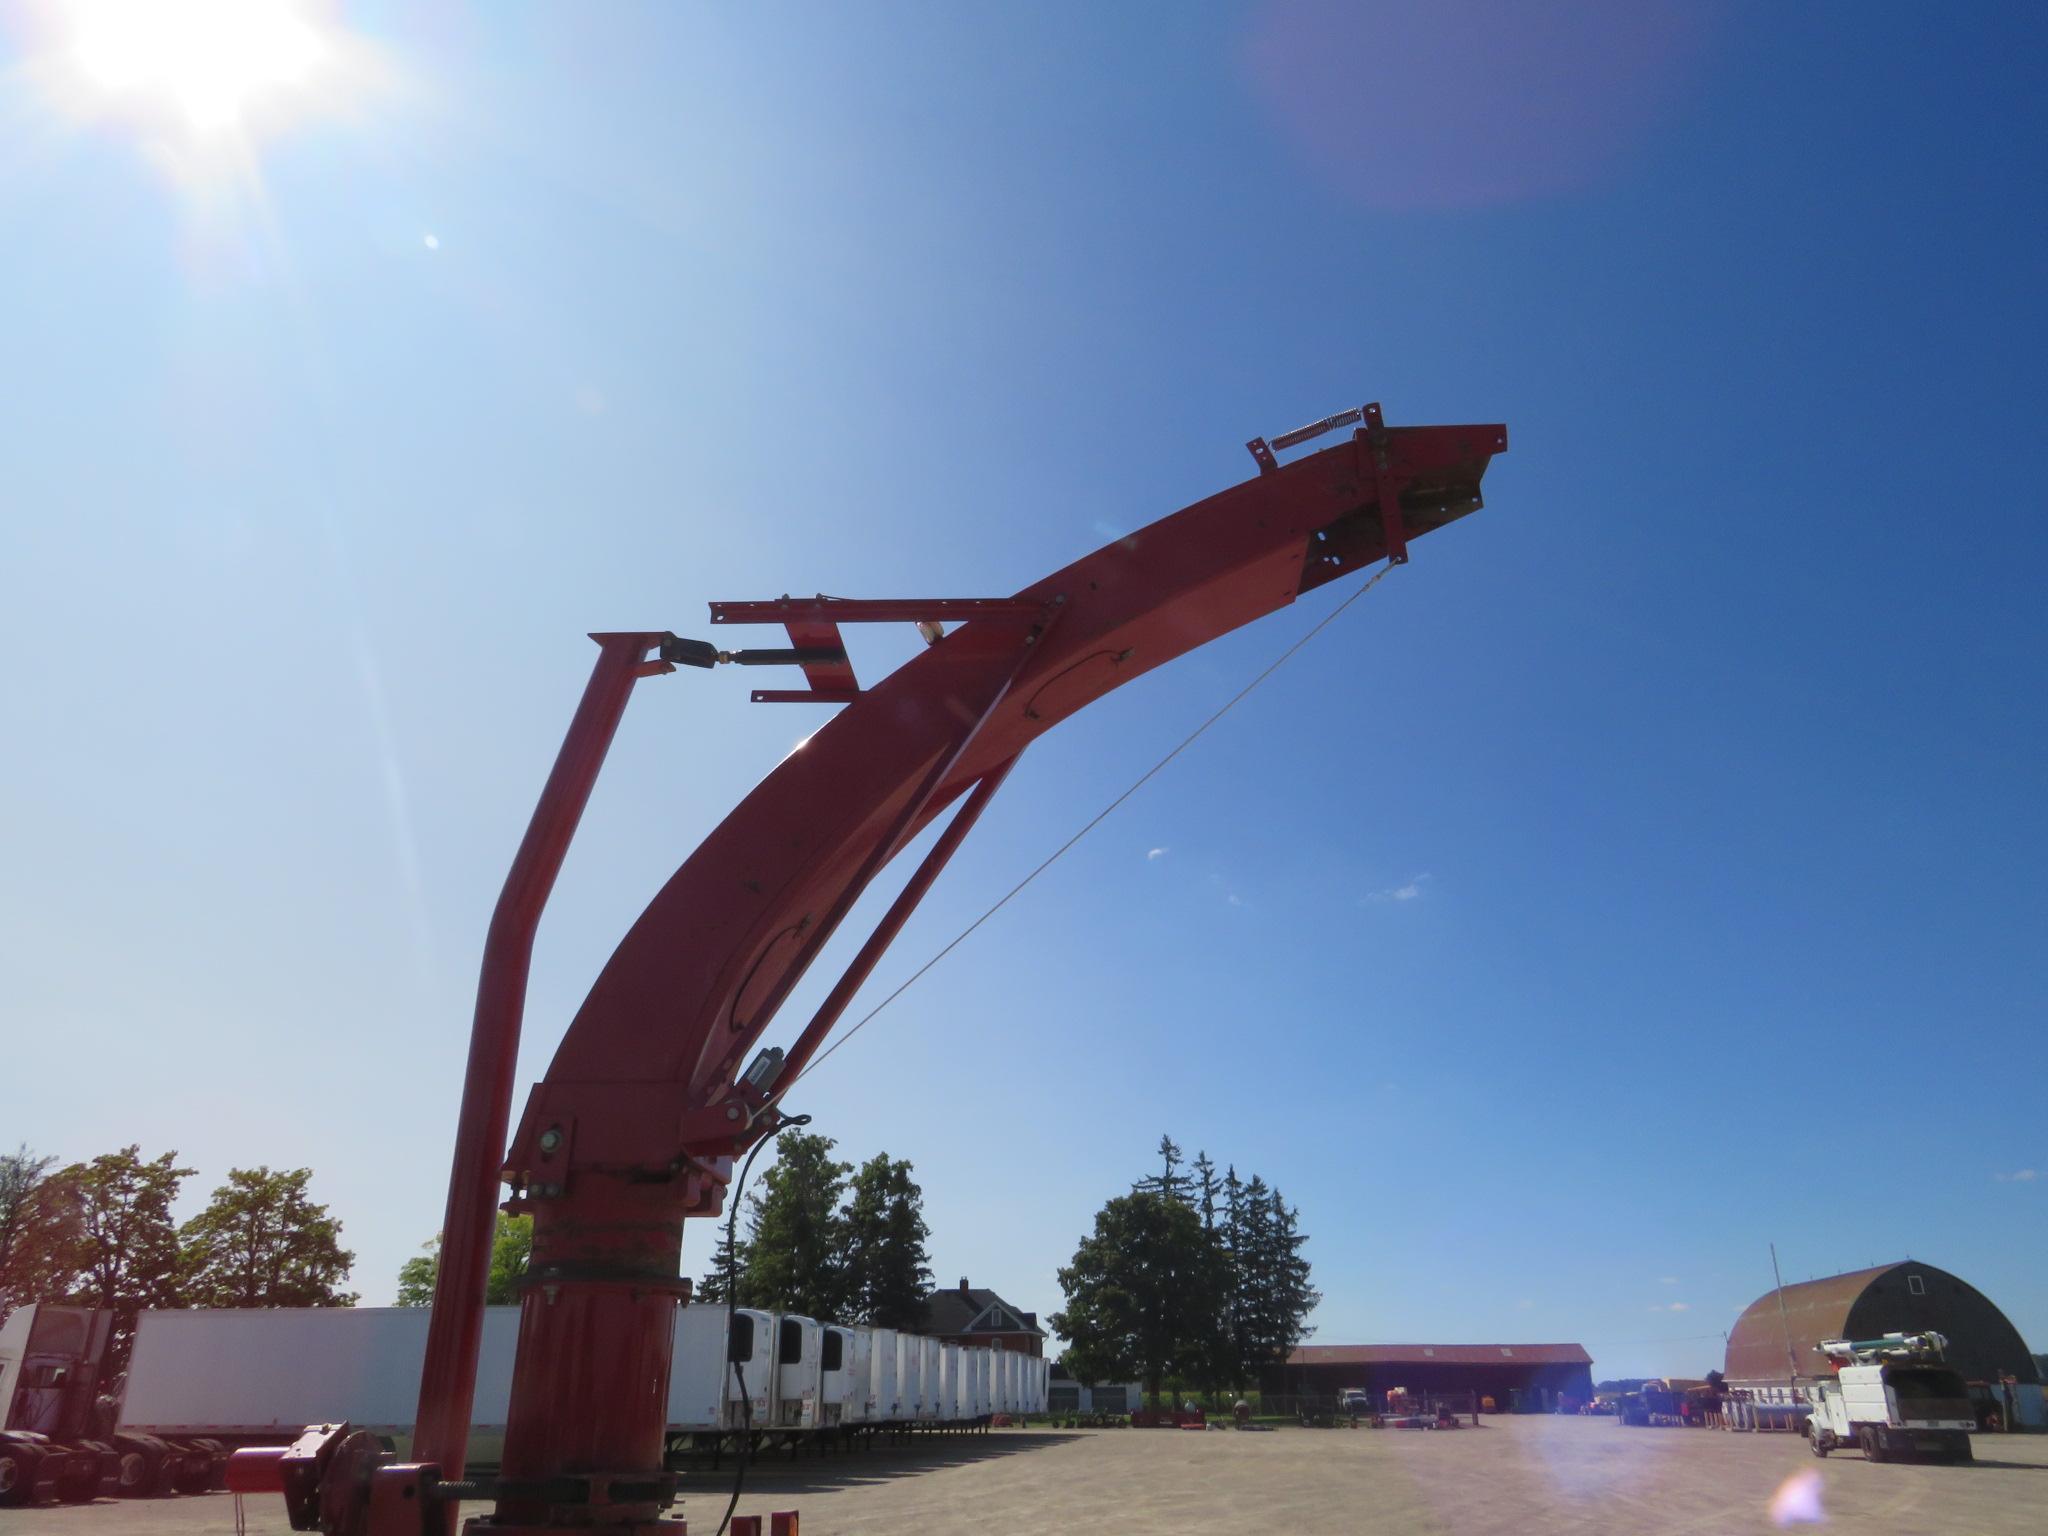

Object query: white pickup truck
[1805,1332,1975,1463]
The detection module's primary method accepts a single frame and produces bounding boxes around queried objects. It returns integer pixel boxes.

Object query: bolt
[727,1106,740,1120]
[538,1128,563,1155]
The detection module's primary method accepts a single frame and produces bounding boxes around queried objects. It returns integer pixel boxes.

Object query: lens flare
[1768,1467,1825,1526]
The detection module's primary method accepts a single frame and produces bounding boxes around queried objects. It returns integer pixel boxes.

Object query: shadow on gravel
[677,1432,1086,1497]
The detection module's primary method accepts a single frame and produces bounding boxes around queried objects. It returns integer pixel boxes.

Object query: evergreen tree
[839,1154,932,1331]
[1261,1187,1319,1359]
[1132,1134,1191,1207]
[1231,1181,1318,1381]
[1219,1164,1249,1390]
[1230,1173,1275,1389]
[1191,1151,1221,1235]
[695,1222,746,1306]
[179,1167,357,1309]
[737,1131,849,1320]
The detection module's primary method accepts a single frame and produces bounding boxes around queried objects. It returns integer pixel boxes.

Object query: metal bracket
[706,596,1054,704]
[1360,401,1409,565]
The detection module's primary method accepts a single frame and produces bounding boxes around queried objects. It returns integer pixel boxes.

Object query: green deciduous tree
[737,1131,849,1320]
[395,1213,533,1306]
[1052,1189,1227,1408]
[839,1153,932,1332]
[57,1146,192,1373]
[0,1145,81,1328]
[179,1167,357,1309]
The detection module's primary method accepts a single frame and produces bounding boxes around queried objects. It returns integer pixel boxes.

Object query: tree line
[695,1131,935,1334]
[1052,1135,1318,1406]
[0,1143,356,1373]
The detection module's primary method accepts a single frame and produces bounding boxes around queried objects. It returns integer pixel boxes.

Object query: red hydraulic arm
[363,405,1500,1535]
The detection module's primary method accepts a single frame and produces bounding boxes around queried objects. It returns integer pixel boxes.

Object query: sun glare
[70,0,325,133]
[15,0,377,176]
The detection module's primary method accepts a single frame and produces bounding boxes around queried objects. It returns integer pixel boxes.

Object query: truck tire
[0,1444,37,1507]
[1860,1426,1887,1463]
[114,1446,173,1497]
[1950,1434,1974,1464]
[55,1453,99,1504]
[1810,1428,1830,1458]
[173,1453,211,1494]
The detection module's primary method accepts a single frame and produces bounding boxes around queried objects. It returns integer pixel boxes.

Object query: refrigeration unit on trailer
[717,1308,775,1431]
[773,1316,823,1430]
[819,1326,864,1427]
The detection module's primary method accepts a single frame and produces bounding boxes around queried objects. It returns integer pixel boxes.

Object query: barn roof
[1724,1262,1895,1384]
[1286,1343,1592,1366]
[1724,1259,2040,1386]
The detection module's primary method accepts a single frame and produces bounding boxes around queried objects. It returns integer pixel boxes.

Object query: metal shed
[1261,1343,1593,1410]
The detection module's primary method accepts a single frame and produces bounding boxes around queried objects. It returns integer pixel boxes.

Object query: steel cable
[787,559,1398,1089]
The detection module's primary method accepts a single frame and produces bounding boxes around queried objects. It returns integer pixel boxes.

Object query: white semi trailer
[8,1299,1031,1505]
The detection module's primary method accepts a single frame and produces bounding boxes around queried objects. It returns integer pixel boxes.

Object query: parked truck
[1806,1332,1976,1463]
[0,1305,223,1506]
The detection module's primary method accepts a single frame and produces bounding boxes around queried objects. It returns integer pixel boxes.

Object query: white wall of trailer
[869,1327,900,1420]
[904,1333,926,1419]
[118,1305,1042,1450]
[919,1338,942,1422]
[121,1307,520,1442]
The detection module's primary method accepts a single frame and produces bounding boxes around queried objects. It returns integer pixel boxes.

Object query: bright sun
[67,0,327,133]
[16,0,376,173]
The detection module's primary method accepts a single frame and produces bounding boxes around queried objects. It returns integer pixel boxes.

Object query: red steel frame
[409,408,1504,1532]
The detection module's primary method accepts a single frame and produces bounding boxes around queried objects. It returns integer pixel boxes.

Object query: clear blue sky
[2,2,2042,1383]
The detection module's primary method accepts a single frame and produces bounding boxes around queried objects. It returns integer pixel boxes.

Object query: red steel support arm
[407,407,1501,1534]
[411,631,672,1495]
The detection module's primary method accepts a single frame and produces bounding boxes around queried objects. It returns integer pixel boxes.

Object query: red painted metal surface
[403,408,1500,1531]
[222,1445,286,1493]
[412,632,676,1509]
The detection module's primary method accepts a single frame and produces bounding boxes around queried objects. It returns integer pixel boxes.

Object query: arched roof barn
[1725,1260,2038,1386]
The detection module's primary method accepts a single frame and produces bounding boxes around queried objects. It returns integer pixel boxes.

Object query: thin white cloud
[1226,892,1244,907]
[1147,847,1169,860]
[1648,1301,1691,1313]
[1515,1298,1534,1310]
[1995,1168,2039,1183]
[1366,872,1431,903]
[1659,1276,1680,1286]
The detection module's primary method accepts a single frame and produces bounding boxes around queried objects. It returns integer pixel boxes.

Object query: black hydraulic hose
[714,1114,810,1536]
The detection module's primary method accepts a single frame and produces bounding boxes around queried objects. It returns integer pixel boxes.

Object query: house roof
[1286,1343,1592,1367]
[922,1284,1045,1337]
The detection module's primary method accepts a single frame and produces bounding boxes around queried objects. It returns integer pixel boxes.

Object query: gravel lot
[6,1417,2043,1535]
